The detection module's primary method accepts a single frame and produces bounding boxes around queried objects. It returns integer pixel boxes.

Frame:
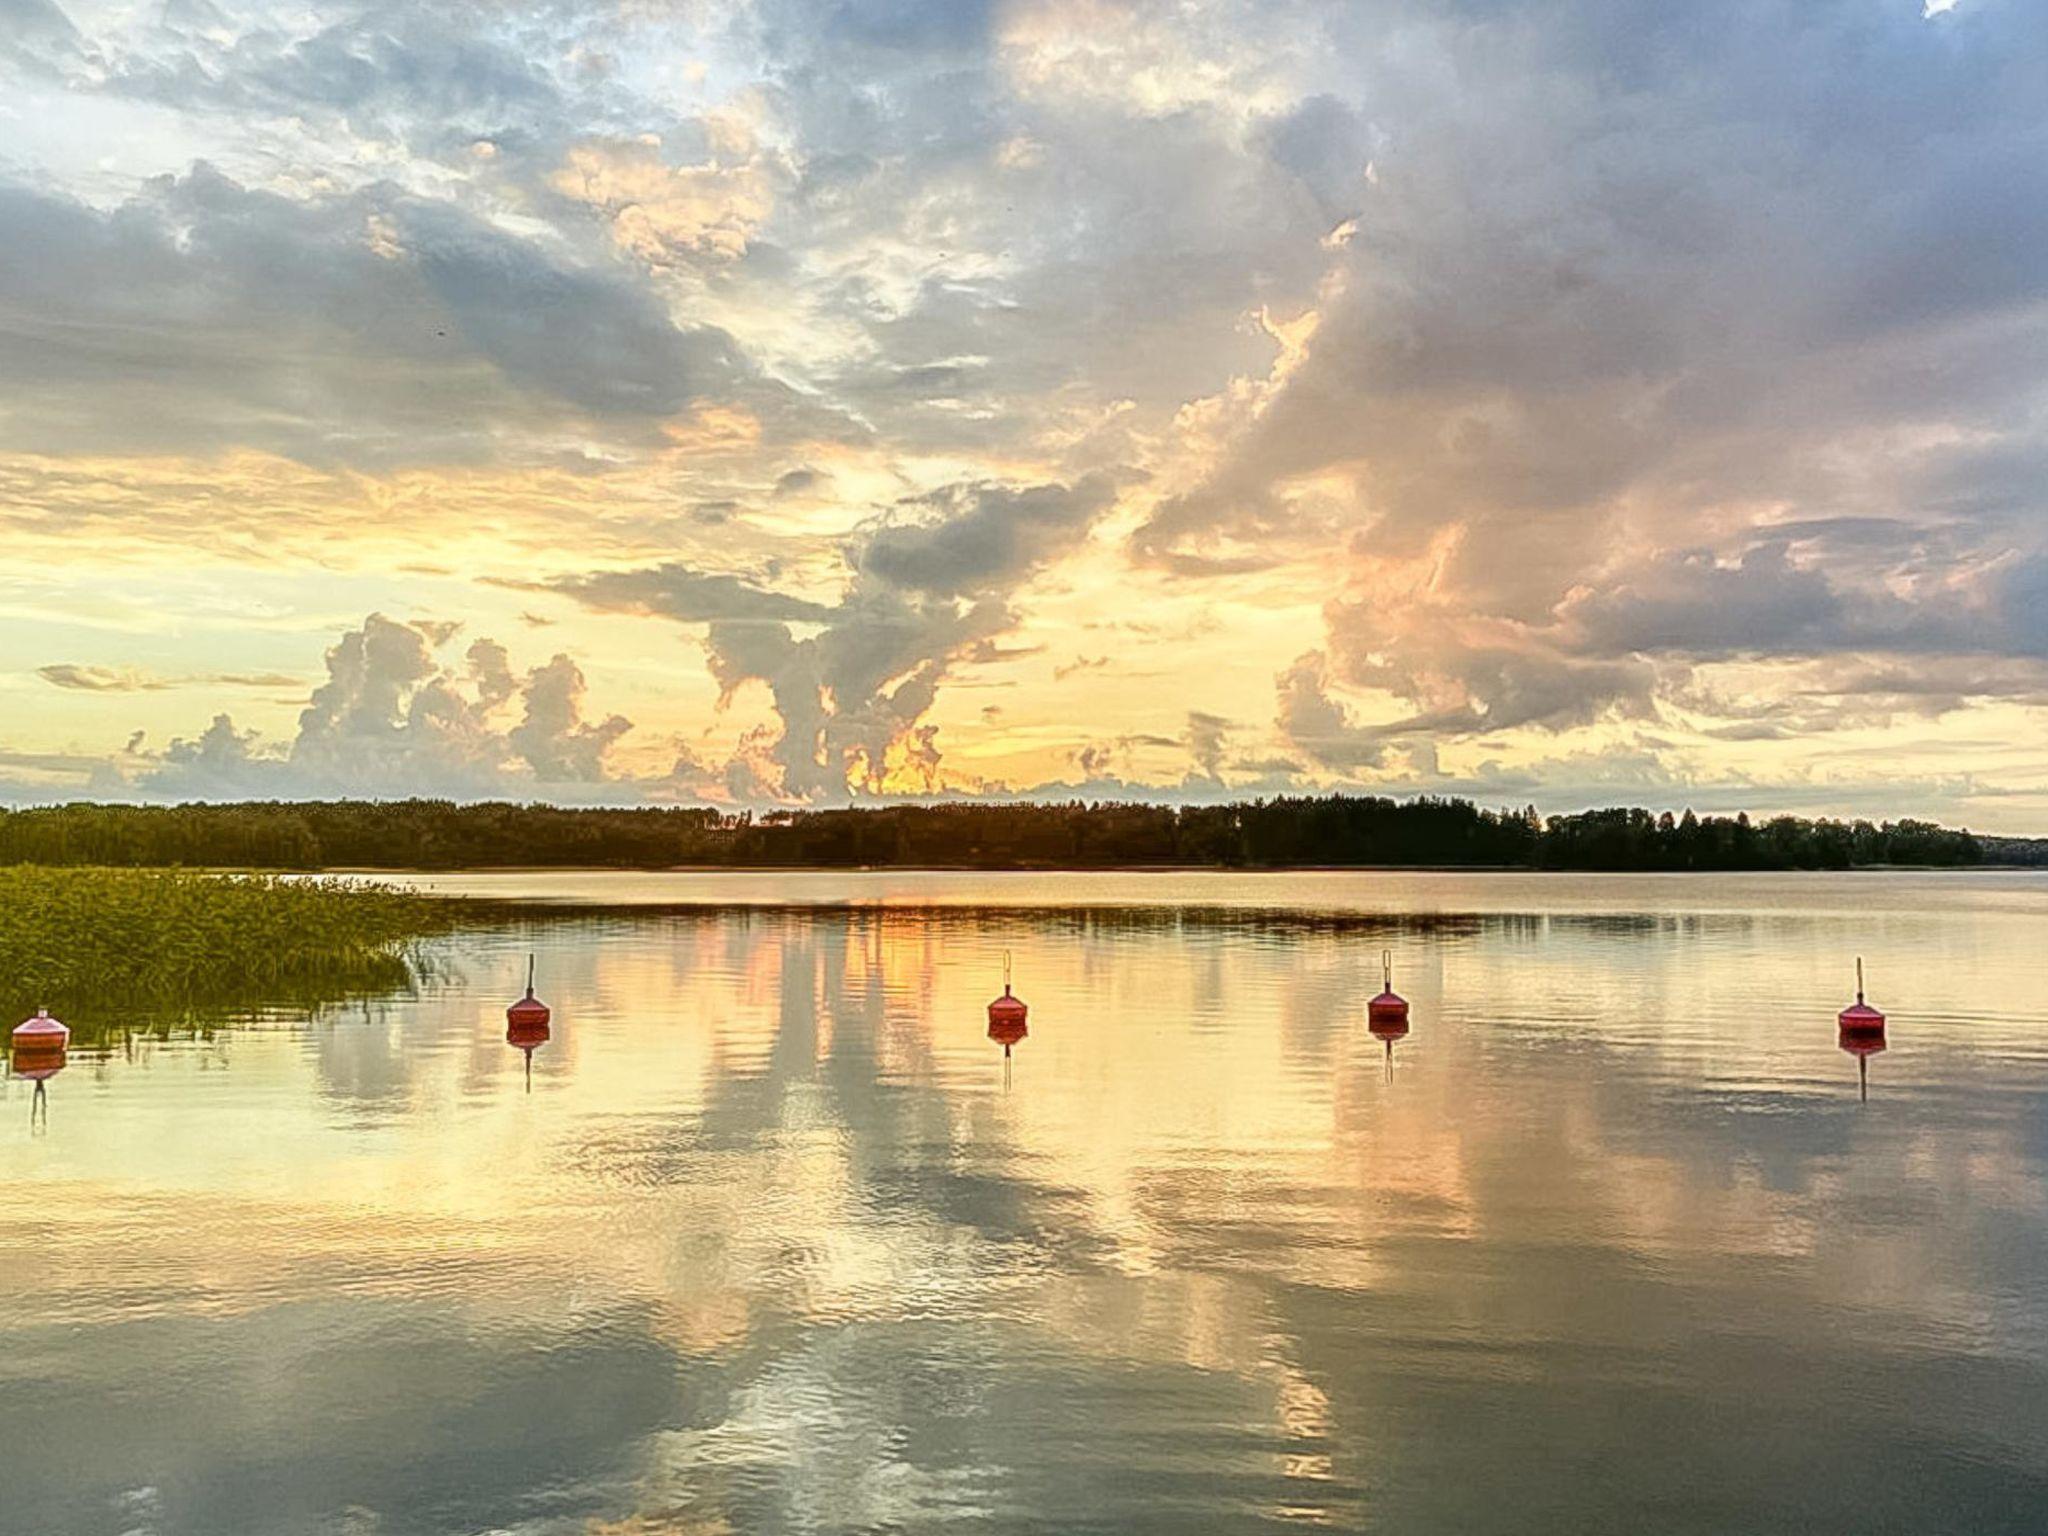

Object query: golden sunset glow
[4,0,2045,828]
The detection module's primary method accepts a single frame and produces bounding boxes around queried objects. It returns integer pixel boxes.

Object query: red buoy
[10,1009,68,1084]
[507,954,551,1032]
[506,955,551,1089]
[11,1008,68,1053]
[1368,950,1409,1030]
[987,951,1028,1056]
[1838,958,1884,1033]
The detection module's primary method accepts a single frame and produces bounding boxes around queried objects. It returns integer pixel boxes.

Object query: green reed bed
[0,867,459,1040]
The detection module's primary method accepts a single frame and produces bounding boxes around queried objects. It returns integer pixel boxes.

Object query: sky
[2,0,2046,827]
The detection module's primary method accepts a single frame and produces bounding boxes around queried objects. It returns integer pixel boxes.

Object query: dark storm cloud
[0,166,738,465]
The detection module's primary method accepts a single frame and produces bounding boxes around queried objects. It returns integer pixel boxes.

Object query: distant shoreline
[6,797,2029,873]
[318,861,2027,875]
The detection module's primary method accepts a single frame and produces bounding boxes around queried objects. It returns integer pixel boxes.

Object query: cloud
[1185,710,1230,781]
[543,565,835,626]
[1,0,74,47]
[687,475,1120,798]
[1275,652,1388,772]
[551,473,1122,798]
[0,166,741,467]
[36,664,302,693]
[1559,546,1847,660]
[695,587,1009,799]
[856,475,1116,597]
[230,9,561,148]
[506,654,632,783]
[549,133,780,269]
[8,0,2048,822]
[1104,0,2048,749]
[129,613,639,799]
[37,664,177,693]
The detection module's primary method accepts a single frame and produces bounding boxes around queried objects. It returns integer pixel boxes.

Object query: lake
[5,871,2048,1534]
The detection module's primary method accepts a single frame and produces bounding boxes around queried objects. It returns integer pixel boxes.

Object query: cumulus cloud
[1116,1,2048,752]
[549,132,780,269]
[128,614,638,799]
[1275,652,1388,773]
[551,474,1119,798]
[506,654,633,783]
[1185,709,1230,782]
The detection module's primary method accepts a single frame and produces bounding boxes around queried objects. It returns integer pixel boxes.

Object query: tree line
[0,796,1997,871]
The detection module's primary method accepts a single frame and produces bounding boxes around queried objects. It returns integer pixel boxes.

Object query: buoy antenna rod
[1003,948,1012,997]
[1382,950,1392,990]
[526,953,536,999]
[1856,956,1864,1005]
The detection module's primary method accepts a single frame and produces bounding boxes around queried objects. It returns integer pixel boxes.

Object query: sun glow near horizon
[4,0,2047,829]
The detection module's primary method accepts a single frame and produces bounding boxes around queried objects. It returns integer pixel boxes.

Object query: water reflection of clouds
[6,892,2048,1532]
[2,1297,683,1535]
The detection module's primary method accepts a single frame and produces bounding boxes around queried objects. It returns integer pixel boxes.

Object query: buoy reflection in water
[1839,1024,1887,1103]
[1369,1013,1410,1080]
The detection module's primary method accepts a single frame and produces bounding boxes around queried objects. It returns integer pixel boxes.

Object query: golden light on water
[7,874,2048,1530]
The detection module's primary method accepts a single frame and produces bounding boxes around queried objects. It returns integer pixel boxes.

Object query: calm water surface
[4,871,2047,1534]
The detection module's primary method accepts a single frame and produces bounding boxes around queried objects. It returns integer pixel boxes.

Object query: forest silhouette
[0,797,1992,872]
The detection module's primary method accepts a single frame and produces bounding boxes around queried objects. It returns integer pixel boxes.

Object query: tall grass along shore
[0,867,455,1040]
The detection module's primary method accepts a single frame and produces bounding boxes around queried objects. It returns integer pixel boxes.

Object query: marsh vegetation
[0,867,454,1040]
